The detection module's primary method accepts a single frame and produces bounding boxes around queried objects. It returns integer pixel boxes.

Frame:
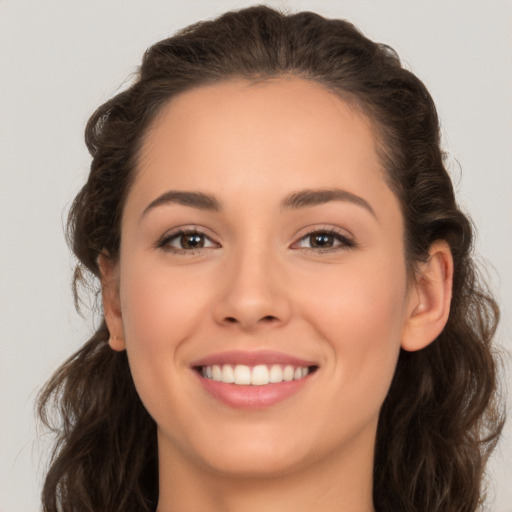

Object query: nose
[213,247,292,331]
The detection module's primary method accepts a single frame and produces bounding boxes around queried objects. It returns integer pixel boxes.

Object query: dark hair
[38,6,503,512]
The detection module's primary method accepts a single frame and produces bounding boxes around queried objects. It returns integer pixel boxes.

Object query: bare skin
[100,78,453,512]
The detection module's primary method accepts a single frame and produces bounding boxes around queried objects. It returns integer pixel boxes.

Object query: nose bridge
[214,234,291,329]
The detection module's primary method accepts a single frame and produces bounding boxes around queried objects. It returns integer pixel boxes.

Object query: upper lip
[191,350,318,368]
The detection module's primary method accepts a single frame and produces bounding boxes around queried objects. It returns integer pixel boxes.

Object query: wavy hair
[38,6,503,512]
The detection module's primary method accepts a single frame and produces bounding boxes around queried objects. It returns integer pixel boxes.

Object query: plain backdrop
[0,1,510,511]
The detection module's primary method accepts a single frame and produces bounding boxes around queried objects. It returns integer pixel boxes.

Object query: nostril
[223,315,277,325]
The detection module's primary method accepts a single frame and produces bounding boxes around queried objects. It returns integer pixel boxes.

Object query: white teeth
[234,365,251,385]
[251,365,269,385]
[283,365,294,382]
[212,365,222,381]
[221,364,234,383]
[201,363,312,385]
[269,364,283,383]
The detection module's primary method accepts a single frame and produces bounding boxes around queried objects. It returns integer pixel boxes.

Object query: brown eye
[159,230,218,252]
[293,229,355,251]
[180,233,205,249]
[309,233,336,248]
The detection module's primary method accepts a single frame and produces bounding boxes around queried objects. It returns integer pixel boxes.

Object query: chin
[201,448,307,479]
[197,426,331,479]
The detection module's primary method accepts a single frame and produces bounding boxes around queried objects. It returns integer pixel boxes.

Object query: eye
[158,229,219,252]
[292,229,355,251]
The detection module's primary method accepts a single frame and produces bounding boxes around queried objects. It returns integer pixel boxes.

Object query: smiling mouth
[195,364,318,386]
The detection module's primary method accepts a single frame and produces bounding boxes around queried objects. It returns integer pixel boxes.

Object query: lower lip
[195,372,312,409]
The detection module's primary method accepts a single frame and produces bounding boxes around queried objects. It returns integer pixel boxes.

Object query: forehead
[141,78,379,161]
[139,79,384,180]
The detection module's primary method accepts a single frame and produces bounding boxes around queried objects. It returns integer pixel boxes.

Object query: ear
[98,253,125,351]
[401,241,453,352]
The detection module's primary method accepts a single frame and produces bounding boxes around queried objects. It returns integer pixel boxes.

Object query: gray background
[1,1,510,510]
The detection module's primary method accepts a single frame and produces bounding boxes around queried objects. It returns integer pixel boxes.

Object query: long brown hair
[38,6,504,511]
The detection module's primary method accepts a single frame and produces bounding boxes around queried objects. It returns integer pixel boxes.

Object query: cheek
[304,251,408,330]
[120,259,211,345]
[117,258,213,398]
[300,256,408,404]
[116,259,219,447]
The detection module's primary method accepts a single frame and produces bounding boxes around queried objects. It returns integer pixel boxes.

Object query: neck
[156,430,376,512]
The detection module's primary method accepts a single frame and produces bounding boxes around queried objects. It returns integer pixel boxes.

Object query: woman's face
[106,78,418,478]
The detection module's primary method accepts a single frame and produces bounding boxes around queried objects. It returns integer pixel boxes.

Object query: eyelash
[157,227,356,254]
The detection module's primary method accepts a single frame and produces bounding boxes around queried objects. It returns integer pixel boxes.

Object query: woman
[38,6,503,512]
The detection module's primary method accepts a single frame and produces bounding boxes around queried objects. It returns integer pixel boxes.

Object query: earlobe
[108,333,125,352]
[401,241,453,352]
[98,253,126,351]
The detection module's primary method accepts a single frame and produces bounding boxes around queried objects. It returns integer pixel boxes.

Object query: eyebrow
[141,187,376,219]
[281,188,376,218]
[142,190,220,218]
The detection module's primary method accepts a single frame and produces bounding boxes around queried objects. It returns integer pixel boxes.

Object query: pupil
[312,233,333,248]
[182,233,204,249]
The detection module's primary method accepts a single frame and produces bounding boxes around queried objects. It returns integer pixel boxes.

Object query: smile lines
[198,364,315,386]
